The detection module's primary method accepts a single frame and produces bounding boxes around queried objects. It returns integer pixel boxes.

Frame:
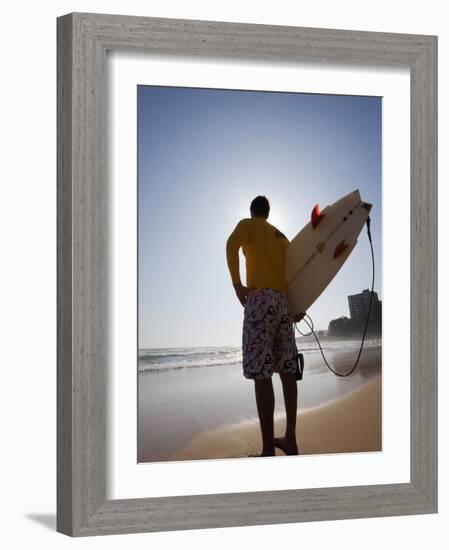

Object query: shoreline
[169,376,382,461]
[138,345,382,463]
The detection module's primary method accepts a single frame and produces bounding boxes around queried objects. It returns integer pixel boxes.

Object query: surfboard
[286,189,372,319]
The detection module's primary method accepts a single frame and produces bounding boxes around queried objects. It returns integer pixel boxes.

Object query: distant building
[348,289,381,321]
[328,289,382,339]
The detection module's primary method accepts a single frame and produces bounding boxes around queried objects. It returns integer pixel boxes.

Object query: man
[226,196,299,457]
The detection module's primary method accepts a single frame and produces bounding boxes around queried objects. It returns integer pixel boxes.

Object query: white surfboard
[286,189,372,318]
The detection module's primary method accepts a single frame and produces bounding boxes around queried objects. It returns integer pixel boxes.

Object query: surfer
[226,196,299,457]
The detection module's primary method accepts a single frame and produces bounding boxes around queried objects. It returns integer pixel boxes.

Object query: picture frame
[57,12,438,537]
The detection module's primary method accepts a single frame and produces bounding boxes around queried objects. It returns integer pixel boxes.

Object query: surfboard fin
[311,204,325,228]
[333,239,349,258]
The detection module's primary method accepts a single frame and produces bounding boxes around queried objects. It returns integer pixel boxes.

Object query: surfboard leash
[293,216,375,377]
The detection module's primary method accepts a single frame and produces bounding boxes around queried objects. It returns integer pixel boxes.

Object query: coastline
[170,376,382,461]
[138,344,382,463]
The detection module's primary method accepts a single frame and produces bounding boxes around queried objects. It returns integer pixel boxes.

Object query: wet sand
[171,376,381,460]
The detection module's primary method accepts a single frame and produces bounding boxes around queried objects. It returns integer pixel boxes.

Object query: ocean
[138,338,381,375]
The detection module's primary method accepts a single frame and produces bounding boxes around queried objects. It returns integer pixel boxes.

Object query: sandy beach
[138,342,382,462]
[171,376,381,460]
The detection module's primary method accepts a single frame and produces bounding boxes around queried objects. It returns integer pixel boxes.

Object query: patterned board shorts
[242,287,298,380]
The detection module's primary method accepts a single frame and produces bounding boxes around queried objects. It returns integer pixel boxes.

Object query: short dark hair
[250,196,270,218]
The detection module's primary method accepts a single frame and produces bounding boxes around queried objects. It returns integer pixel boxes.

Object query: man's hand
[233,282,251,307]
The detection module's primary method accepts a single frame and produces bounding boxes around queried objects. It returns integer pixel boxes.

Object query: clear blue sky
[138,85,382,348]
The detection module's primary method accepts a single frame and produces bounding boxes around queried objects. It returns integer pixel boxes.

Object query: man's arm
[226,219,250,285]
[226,219,251,306]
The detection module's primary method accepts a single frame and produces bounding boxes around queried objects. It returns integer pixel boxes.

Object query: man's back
[226,217,289,293]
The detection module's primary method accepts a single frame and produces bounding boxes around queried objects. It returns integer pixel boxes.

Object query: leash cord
[294,217,375,377]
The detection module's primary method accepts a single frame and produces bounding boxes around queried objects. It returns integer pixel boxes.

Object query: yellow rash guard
[226,217,289,293]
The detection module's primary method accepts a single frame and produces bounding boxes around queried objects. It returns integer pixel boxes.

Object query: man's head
[250,196,270,219]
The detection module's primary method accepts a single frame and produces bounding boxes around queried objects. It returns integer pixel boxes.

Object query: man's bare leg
[276,371,298,454]
[253,378,275,456]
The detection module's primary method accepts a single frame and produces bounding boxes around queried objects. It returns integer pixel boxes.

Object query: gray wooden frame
[57,12,438,537]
